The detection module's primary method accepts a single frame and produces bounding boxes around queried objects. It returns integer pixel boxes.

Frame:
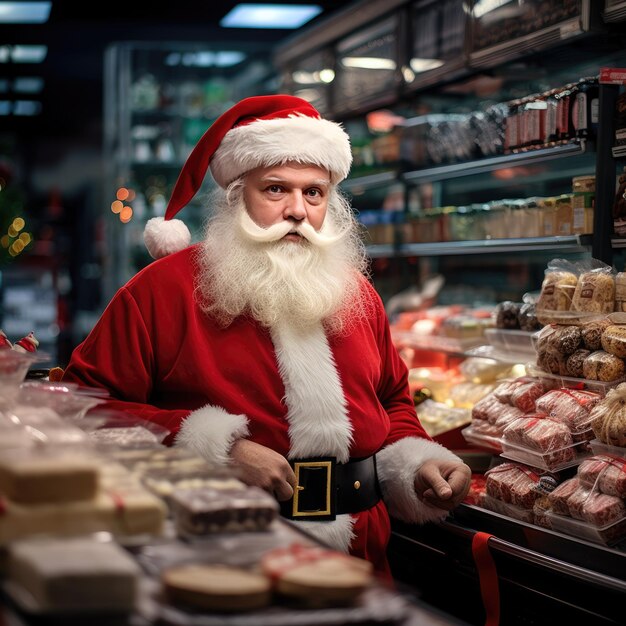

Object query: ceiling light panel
[220,4,322,29]
[0,2,51,23]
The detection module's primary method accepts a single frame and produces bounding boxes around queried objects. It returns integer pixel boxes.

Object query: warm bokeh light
[7,224,16,237]
[19,232,31,244]
[12,239,24,253]
[111,200,123,214]
[12,217,25,231]
[127,188,136,201]
[120,206,133,222]
[0,235,8,248]
[116,187,129,201]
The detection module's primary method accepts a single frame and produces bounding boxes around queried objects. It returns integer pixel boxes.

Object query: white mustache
[238,209,347,248]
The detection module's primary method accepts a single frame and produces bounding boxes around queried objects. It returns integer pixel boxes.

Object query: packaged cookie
[581,317,612,351]
[495,301,521,329]
[534,324,581,355]
[518,302,542,332]
[601,324,626,358]
[582,350,626,382]
[571,268,615,314]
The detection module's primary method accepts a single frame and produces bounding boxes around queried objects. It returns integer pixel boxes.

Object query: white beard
[195,183,369,333]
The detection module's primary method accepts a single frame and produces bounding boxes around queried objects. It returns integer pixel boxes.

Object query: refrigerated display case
[102,42,275,302]
[274,1,626,621]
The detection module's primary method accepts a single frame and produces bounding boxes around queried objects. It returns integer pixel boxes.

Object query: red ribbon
[471,532,500,626]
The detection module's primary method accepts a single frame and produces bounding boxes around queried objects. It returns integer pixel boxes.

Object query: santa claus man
[62,95,470,575]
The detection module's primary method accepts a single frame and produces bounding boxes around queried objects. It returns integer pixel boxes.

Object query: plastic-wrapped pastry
[571,269,615,314]
[582,350,625,382]
[566,349,591,378]
[601,324,626,358]
[495,301,521,329]
[536,271,578,321]
[581,317,611,351]
[590,383,626,446]
[484,462,542,509]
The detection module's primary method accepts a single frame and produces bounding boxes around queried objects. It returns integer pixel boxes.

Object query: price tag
[599,67,626,85]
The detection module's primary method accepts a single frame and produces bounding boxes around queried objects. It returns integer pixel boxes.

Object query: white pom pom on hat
[143,94,353,260]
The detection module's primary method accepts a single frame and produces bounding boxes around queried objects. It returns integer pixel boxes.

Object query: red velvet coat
[63,244,459,573]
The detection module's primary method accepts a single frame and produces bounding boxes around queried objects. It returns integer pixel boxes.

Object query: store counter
[389,504,626,625]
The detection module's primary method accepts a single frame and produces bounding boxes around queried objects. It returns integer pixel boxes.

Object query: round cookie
[261,544,373,607]
[161,563,271,612]
[582,350,625,382]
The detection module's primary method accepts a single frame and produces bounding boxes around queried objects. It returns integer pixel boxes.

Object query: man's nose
[283,192,307,220]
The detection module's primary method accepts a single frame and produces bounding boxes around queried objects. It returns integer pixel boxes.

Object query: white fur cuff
[174,405,249,465]
[377,437,462,524]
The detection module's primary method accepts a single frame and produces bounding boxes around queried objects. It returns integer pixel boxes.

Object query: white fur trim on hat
[377,437,462,524]
[144,216,192,260]
[210,114,352,188]
[174,404,249,465]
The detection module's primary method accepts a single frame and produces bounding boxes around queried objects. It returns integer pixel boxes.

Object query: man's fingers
[274,481,294,502]
[418,465,453,499]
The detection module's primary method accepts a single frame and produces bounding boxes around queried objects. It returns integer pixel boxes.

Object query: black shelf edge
[341,170,400,192]
[401,141,587,185]
[366,235,591,258]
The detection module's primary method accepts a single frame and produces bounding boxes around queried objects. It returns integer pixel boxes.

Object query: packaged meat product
[567,485,594,520]
[534,388,600,436]
[581,317,612,351]
[582,350,625,382]
[601,324,626,358]
[547,477,581,515]
[577,455,626,497]
[472,393,523,425]
[484,462,542,509]
[493,405,528,433]
[480,494,535,523]
[571,269,615,314]
[494,377,546,412]
[580,491,625,526]
[502,416,577,469]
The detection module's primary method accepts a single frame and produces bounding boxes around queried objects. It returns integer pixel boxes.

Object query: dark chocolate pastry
[496,301,521,329]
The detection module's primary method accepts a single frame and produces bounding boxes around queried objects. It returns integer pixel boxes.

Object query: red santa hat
[144,94,353,260]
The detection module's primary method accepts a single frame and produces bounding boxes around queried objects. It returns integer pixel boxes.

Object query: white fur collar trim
[270,322,352,463]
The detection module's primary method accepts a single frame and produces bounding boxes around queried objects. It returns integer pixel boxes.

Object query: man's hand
[413,459,472,511]
[230,439,297,501]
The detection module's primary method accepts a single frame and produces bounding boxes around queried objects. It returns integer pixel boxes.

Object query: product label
[600,67,626,85]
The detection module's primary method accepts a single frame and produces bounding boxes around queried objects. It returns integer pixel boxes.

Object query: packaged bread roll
[581,318,612,351]
[601,324,626,358]
[582,350,625,382]
[536,270,578,323]
[615,272,626,312]
[571,269,615,313]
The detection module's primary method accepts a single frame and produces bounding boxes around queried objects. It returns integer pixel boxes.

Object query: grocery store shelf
[366,235,592,258]
[341,170,400,192]
[401,141,587,185]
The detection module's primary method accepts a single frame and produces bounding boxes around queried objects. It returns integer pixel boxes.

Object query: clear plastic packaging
[589,382,626,447]
[0,350,44,411]
[534,388,600,439]
[16,381,106,420]
[415,399,471,437]
[461,423,503,453]
[4,535,141,614]
[545,510,626,545]
[81,410,169,450]
[484,462,543,509]
[484,328,537,357]
[479,493,535,523]
[577,455,626,498]
[589,439,626,460]
[526,362,624,397]
[501,416,591,470]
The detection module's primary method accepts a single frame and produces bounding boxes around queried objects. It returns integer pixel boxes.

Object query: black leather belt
[280,455,381,521]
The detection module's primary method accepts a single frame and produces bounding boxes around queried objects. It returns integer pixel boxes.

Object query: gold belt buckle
[292,460,333,517]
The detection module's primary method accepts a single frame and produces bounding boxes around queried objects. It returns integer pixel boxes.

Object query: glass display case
[102,42,275,302]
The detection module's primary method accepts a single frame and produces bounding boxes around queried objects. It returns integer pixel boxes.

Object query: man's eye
[267,185,282,193]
